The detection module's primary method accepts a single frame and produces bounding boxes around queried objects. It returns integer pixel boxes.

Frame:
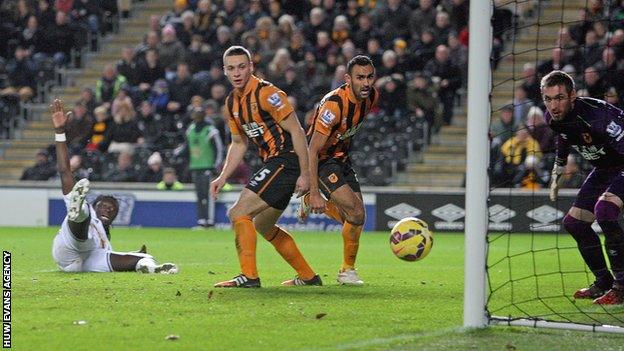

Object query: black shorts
[246,153,300,211]
[318,158,361,198]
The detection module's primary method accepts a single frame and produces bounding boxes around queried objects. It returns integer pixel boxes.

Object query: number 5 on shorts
[254,169,271,181]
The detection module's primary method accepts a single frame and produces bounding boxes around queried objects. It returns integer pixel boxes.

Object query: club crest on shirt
[267,93,283,107]
[320,110,335,126]
[581,132,592,144]
[606,121,623,140]
[251,102,258,112]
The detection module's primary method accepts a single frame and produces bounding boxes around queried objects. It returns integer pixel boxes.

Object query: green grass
[1,227,624,350]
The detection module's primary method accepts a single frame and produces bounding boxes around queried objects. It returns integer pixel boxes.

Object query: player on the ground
[210,46,321,287]
[50,99,178,274]
[297,55,378,285]
[544,70,624,304]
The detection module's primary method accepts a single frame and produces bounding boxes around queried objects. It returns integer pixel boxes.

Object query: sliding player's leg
[66,178,91,241]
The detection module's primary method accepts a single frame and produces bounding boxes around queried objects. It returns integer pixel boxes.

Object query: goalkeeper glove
[549,164,565,201]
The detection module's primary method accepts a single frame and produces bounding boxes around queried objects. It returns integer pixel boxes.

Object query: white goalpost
[463,0,491,329]
[463,0,624,333]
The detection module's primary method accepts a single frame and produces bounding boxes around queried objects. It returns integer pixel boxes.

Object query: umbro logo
[432,204,465,222]
[384,203,421,220]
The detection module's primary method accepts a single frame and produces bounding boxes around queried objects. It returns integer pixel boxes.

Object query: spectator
[177,10,195,47]
[159,0,187,28]
[378,75,407,118]
[36,11,74,66]
[303,7,329,44]
[525,106,554,154]
[157,24,185,71]
[330,64,346,90]
[444,0,469,32]
[103,151,137,182]
[491,105,515,144]
[185,34,212,74]
[36,0,56,30]
[424,45,461,125]
[99,101,144,153]
[65,102,94,153]
[512,86,533,126]
[569,8,591,45]
[512,154,548,190]
[71,0,100,36]
[331,15,350,46]
[96,64,127,106]
[605,86,622,108]
[136,101,166,146]
[111,87,133,116]
[501,127,542,168]
[267,48,294,82]
[352,12,375,50]
[412,29,437,71]
[407,74,440,135]
[77,87,97,114]
[581,66,605,99]
[447,32,468,84]
[521,62,541,105]
[69,154,90,180]
[0,46,36,102]
[314,30,337,62]
[86,105,110,151]
[378,49,401,78]
[537,48,569,77]
[409,0,437,38]
[148,79,170,115]
[580,30,602,69]
[243,0,266,29]
[211,25,234,65]
[20,149,56,180]
[432,11,452,45]
[136,49,165,95]
[116,47,139,87]
[288,29,310,63]
[372,0,410,43]
[139,151,164,183]
[135,30,160,62]
[167,63,197,115]
[19,15,43,53]
[157,167,184,190]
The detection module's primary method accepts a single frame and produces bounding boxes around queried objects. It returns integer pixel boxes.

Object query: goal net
[466,0,624,333]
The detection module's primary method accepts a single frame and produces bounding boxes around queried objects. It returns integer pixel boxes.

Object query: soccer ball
[389,217,433,262]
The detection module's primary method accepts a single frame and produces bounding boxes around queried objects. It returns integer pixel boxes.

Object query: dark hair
[347,55,374,75]
[540,70,575,93]
[93,195,119,210]
[223,46,252,63]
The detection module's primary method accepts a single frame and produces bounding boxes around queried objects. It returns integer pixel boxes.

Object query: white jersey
[51,194,113,272]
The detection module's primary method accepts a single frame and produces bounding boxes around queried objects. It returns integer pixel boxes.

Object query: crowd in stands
[12,0,473,186]
[0,0,121,139]
[490,0,624,190]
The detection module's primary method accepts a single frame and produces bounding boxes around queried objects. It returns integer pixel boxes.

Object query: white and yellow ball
[389,217,433,262]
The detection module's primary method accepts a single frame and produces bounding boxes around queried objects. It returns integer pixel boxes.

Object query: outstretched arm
[51,99,74,195]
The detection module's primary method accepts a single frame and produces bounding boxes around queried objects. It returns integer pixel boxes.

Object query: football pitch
[2,227,624,350]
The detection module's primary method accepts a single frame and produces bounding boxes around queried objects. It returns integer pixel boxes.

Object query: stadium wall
[0,183,580,232]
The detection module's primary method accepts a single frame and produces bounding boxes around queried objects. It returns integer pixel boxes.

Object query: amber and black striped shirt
[307,83,379,162]
[225,75,295,162]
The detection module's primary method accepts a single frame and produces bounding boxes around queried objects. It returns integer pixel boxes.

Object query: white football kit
[52,194,113,272]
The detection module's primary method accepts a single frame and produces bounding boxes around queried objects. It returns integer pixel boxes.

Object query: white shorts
[52,223,113,273]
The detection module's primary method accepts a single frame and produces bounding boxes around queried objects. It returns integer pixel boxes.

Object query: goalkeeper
[544,70,624,305]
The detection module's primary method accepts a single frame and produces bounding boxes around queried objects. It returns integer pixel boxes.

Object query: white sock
[135,257,158,273]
